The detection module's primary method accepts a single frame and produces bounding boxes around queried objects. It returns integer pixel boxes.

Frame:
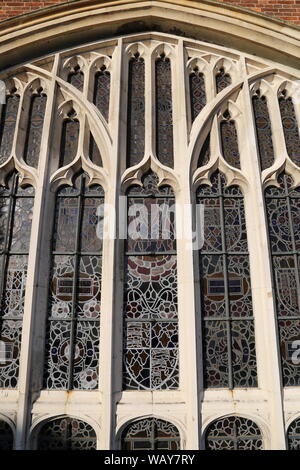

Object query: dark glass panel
[252,94,274,170]
[216,68,232,93]
[59,117,79,167]
[24,93,47,168]
[155,55,174,168]
[89,133,102,167]
[0,94,20,166]
[189,69,206,122]
[127,54,145,167]
[220,113,241,169]
[93,68,110,121]
[68,67,84,92]
[279,92,300,167]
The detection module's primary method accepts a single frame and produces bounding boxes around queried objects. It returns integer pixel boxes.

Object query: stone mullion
[15,55,60,450]
[239,58,286,449]
[98,38,123,450]
[174,39,199,449]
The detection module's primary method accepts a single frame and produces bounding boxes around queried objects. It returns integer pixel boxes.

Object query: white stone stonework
[1,0,300,451]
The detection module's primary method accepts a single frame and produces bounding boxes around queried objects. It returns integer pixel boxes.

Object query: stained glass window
[43,173,103,390]
[0,420,13,450]
[216,68,232,94]
[89,133,103,167]
[37,417,96,450]
[127,53,145,168]
[205,416,263,450]
[287,417,300,450]
[279,90,300,167]
[0,92,20,166]
[189,68,206,122]
[252,92,274,171]
[23,90,47,169]
[265,173,300,386]
[123,171,178,390]
[220,110,241,169]
[155,54,174,168]
[198,132,211,167]
[121,418,180,450]
[59,110,79,168]
[197,171,257,388]
[93,67,110,122]
[68,65,84,92]
[0,173,34,388]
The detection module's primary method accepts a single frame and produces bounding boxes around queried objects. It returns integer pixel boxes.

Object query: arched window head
[37,417,96,450]
[0,420,13,450]
[43,173,104,390]
[205,416,263,450]
[0,172,34,388]
[265,173,300,386]
[121,418,180,450]
[287,417,300,450]
[123,170,178,390]
[197,171,257,388]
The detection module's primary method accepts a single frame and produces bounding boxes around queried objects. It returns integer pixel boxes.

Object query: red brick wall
[0,0,300,25]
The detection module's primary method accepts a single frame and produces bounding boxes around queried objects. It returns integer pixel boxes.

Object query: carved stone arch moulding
[121,155,180,194]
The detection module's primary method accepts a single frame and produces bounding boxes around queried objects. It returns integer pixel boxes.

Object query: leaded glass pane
[121,418,180,450]
[43,173,103,390]
[0,174,34,388]
[220,112,241,169]
[0,420,13,450]
[216,68,232,93]
[279,92,300,167]
[23,93,47,168]
[0,94,19,166]
[123,171,178,390]
[189,69,206,122]
[288,418,300,450]
[265,173,300,386]
[198,133,210,167]
[252,93,274,170]
[127,54,145,168]
[93,68,110,121]
[59,114,79,167]
[155,54,174,168]
[197,171,257,389]
[37,417,96,451]
[68,66,84,92]
[205,416,263,450]
[89,133,103,167]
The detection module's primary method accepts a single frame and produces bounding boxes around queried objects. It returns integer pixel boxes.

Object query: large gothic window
[121,418,180,450]
[287,417,300,450]
[43,173,103,390]
[123,171,178,390]
[197,171,257,388]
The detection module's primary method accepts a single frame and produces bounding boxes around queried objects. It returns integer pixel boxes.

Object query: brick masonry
[0,0,300,25]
